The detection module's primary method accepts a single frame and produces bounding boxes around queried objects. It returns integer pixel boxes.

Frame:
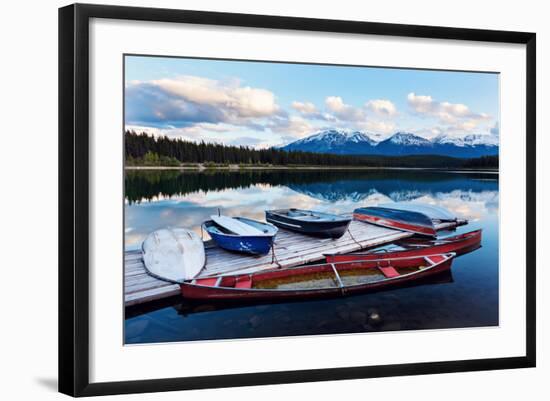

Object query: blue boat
[203,215,278,255]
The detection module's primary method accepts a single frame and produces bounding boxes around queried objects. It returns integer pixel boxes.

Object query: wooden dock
[124,219,465,307]
[125,249,182,307]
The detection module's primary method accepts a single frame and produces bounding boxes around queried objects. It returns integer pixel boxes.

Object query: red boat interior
[325,230,481,264]
[190,255,450,291]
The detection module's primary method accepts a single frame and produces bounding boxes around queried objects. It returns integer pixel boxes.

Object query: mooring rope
[271,243,282,268]
[347,227,363,249]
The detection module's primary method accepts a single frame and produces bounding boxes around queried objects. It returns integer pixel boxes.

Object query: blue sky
[125,55,499,148]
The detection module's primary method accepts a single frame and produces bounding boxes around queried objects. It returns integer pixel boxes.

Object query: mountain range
[280,129,499,158]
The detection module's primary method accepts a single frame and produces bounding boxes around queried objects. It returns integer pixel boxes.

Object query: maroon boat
[180,253,455,301]
[325,229,481,264]
[353,206,437,237]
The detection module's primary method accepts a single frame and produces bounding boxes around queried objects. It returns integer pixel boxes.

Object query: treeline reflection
[125,169,498,204]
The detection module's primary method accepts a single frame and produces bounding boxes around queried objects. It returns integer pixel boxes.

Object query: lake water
[124,169,499,344]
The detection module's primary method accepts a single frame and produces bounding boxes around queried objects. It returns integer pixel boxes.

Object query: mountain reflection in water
[124,169,498,249]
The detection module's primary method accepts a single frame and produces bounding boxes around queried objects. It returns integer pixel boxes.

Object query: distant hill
[281,129,499,158]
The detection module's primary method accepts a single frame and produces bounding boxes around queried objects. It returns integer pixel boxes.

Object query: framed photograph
[59,3,536,397]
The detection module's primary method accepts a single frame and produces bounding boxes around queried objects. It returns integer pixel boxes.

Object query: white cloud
[124,75,299,148]
[321,97,399,137]
[439,101,471,118]
[356,120,396,135]
[407,92,490,124]
[407,93,435,114]
[269,115,314,139]
[365,99,397,117]
[151,76,279,118]
[291,101,334,122]
[125,76,282,130]
[291,101,317,114]
[325,96,365,121]
[407,92,493,133]
[454,119,481,131]
[325,96,345,112]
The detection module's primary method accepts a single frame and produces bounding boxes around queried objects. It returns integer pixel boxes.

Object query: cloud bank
[124,73,496,148]
[407,92,493,137]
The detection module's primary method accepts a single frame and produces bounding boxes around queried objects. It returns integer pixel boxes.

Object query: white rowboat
[142,228,205,282]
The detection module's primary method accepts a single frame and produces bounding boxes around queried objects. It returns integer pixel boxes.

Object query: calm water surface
[124,169,499,344]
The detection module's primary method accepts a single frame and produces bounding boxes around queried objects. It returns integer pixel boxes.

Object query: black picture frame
[59,3,536,397]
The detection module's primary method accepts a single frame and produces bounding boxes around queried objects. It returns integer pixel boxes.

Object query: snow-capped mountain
[433,133,499,147]
[385,132,432,146]
[281,129,498,158]
[281,129,379,155]
[374,132,435,156]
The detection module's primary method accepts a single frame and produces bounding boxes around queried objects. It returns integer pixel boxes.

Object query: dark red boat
[180,253,455,301]
[325,229,481,264]
[353,206,437,237]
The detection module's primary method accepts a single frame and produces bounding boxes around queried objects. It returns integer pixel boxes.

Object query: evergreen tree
[124,131,498,169]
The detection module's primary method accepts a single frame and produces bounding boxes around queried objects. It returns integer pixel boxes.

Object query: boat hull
[203,217,277,255]
[206,229,275,255]
[325,229,481,263]
[353,207,437,237]
[265,210,351,238]
[180,253,454,301]
[378,202,458,222]
[142,228,205,282]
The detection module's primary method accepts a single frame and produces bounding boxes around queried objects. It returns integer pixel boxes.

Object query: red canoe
[325,229,481,264]
[180,253,455,301]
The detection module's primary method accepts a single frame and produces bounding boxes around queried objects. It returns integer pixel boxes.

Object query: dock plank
[198,221,409,276]
[125,285,180,306]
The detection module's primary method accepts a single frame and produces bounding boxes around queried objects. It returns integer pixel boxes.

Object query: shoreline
[125,165,499,174]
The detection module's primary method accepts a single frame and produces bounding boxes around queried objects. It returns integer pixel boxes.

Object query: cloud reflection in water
[124,170,498,249]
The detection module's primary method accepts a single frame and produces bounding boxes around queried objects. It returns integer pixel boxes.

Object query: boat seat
[378,266,400,278]
[425,255,445,265]
[287,211,307,217]
[195,278,218,287]
[235,277,252,289]
[296,215,321,221]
